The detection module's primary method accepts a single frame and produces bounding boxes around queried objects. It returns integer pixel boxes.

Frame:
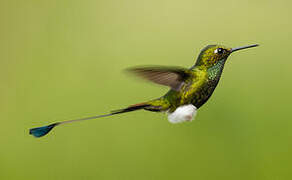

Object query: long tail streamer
[29,104,150,138]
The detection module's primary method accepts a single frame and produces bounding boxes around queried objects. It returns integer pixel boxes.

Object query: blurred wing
[127,66,192,91]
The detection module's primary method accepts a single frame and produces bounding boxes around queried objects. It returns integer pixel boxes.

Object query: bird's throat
[207,59,226,80]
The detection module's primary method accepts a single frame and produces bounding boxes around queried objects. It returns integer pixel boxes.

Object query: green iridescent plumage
[29,44,258,138]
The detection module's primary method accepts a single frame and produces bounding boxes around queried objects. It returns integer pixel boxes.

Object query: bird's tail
[29,102,151,138]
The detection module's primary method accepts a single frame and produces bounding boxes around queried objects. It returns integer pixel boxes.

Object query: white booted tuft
[167,104,197,124]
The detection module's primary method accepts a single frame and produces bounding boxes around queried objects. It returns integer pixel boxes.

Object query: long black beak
[231,44,259,53]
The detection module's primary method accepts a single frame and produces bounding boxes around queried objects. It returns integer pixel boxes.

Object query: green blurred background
[1,0,292,179]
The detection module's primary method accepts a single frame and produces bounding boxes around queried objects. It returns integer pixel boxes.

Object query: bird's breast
[189,78,219,108]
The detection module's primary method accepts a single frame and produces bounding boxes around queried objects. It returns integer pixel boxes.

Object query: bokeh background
[1,0,292,179]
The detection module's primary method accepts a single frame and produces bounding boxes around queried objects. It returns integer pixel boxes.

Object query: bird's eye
[214,48,224,54]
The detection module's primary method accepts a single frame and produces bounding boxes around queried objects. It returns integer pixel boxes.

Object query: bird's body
[162,62,224,111]
[140,65,222,112]
[29,44,259,137]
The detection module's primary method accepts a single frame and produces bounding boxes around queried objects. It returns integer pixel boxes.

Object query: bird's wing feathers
[127,66,193,91]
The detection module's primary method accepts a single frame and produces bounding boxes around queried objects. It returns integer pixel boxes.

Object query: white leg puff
[167,104,197,124]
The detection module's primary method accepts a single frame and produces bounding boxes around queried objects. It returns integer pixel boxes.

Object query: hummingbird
[29,44,259,138]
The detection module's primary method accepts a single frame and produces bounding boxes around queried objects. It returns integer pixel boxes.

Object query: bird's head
[194,44,259,68]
